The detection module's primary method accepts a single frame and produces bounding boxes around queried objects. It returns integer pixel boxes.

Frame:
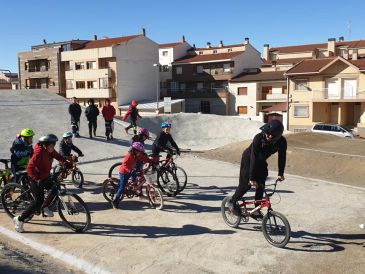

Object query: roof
[173,51,244,64]
[193,43,244,51]
[350,58,365,70]
[285,58,336,75]
[83,35,141,49]
[262,102,288,112]
[262,57,312,66]
[159,42,183,48]
[231,70,286,82]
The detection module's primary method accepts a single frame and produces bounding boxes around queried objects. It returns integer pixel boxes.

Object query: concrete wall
[228,82,257,116]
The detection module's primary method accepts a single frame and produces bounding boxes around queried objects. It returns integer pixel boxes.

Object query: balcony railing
[27,67,48,72]
[258,93,288,101]
[66,88,112,99]
[312,88,365,100]
[168,87,228,98]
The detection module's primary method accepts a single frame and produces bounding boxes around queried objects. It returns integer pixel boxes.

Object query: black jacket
[242,132,287,181]
[59,139,83,157]
[153,131,179,151]
[68,103,82,122]
[85,105,100,121]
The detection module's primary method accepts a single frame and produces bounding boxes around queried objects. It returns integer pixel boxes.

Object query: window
[66,80,74,89]
[76,81,85,89]
[197,65,203,74]
[237,87,248,95]
[87,81,97,89]
[180,83,186,91]
[162,51,168,56]
[200,101,210,113]
[162,65,169,72]
[61,44,71,51]
[295,79,308,91]
[237,106,248,114]
[176,66,182,75]
[99,78,109,88]
[213,50,217,54]
[25,62,29,71]
[227,48,232,52]
[223,63,231,73]
[64,61,73,71]
[293,105,309,117]
[87,61,96,69]
[199,51,203,55]
[197,82,204,90]
[75,62,85,70]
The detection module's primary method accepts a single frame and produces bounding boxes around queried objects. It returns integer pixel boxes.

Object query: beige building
[170,38,262,115]
[61,31,158,110]
[0,72,18,90]
[18,40,88,95]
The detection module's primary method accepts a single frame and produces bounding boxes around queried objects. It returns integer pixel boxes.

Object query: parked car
[311,123,354,138]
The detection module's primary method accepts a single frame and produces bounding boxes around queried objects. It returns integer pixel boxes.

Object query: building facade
[0,72,18,90]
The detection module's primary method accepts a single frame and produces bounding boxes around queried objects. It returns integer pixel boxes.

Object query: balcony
[65,68,111,80]
[168,87,228,99]
[312,88,365,102]
[66,88,112,99]
[257,93,288,101]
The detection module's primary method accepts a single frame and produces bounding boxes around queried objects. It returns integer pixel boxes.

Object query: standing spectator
[102,99,116,140]
[123,100,142,135]
[68,97,82,137]
[85,99,99,139]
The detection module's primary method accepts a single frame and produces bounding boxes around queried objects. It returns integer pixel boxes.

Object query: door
[343,79,357,99]
[266,113,283,123]
[326,78,340,99]
[330,104,339,123]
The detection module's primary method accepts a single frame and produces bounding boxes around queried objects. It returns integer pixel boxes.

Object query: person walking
[68,97,82,137]
[85,99,99,139]
[123,100,142,135]
[101,99,116,140]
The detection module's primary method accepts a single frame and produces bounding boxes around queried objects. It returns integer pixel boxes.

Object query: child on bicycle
[152,122,180,166]
[59,131,84,158]
[10,128,35,183]
[112,142,151,209]
[228,119,287,219]
[123,100,142,135]
[13,134,71,233]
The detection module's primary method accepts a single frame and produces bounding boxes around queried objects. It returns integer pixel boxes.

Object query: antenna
[347,20,352,40]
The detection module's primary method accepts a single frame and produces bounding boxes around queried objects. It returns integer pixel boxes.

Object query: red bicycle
[221,179,291,248]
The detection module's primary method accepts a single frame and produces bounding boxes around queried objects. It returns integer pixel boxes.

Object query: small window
[197,65,203,74]
[176,66,182,75]
[87,81,97,89]
[162,51,168,56]
[75,62,85,70]
[99,78,109,88]
[76,81,85,89]
[162,65,169,72]
[237,106,248,114]
[197,82,204,90]
[66,80,74,89]
[227,48,232,52]
[180,83,186,91]
[295,79,308,91]
[213,50,217,54]
[294,105,309,117]
[237,87,248,95]
[223,63,231,73]
[64,61,73,71]
[25,62,29,71]
[200,101,210,113]
[87,61,96,69]
[199,51,203,55]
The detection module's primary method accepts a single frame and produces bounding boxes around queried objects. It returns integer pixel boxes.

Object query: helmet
[63,131,73,138]
[260,120,284,143]
[131,142,145,153]
[131,100,138,107]
[20,128,35,137]
[38,134,58,145]
[139,128,150,138]
[161,122,171,128]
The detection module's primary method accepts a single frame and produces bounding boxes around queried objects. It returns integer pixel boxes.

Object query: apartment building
[170,38,262,115]
[159,36,191,97]
[61,31,158,109]
[18,40,89,94]
[0,72,18,90]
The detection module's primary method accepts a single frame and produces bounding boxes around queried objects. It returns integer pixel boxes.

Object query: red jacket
[27,144,66,183]
[119,151,150,174]
[102,105,116,121]
[122,107,142,122]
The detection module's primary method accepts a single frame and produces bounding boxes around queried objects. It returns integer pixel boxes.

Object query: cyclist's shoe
[250,210,264,221]
[43,207,54,217]
[13,216,24,233]
[227,199,240,216]
[112,200,119,209]
[360,224,365,229]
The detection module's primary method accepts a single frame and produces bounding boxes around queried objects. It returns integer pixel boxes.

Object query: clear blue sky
[1,0,365,73]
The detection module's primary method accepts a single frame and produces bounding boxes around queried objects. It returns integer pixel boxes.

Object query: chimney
[352,48,358,60]
[43,39,47,44]
[263,44,270,61]
[206,42,211,48]
[182,35,186,43]
[244,37,249,44]
[192,43,196,49]
[312,48,319,59]
[142,28,146,36]
[218,40,224,47]
[327,38,336,56]
[339,36,344,42]
[93,34,98,40]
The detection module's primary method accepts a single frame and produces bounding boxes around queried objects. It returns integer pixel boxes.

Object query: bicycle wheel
[102,177,119,202]
[146,184,164,210]
[221,196,241,228]
[108,162,122,178]
[262,210,291,248]
[57,193,91,233]
[72,169,84,188]
[1,183,34,222]
[157,169,180,196]
[173,166,187,194]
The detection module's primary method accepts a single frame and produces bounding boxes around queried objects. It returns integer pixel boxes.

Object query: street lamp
[153,63,160,114]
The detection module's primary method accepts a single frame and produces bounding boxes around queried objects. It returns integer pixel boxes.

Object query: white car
[311,123,354,138]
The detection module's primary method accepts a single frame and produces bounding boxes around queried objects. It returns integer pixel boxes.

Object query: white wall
[232,44,262,77]
[114,36,159,105]
[173,42,191,61]
[228,82,257,116]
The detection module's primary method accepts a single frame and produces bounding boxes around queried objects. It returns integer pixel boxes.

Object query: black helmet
[260,120,284,143]
[38,134,58,145]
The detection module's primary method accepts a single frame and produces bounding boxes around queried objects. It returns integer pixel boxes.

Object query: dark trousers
[105,120,114,137]
[125,120,137,134]
[88,120,97,136]
[19,177,56,222]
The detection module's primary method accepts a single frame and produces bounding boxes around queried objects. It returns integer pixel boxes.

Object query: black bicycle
[1,166,91,233]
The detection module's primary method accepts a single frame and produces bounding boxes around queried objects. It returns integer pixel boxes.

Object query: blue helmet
[161,122,171,128]
[63,131,73,138]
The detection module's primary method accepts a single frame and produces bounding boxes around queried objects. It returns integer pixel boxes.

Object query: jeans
[88,120,97,136]
[114,172,135,202]
[105,120,114,137]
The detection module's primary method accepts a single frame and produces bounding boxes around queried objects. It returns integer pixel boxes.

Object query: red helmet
[131,142,145,153]
[131,100,138,107]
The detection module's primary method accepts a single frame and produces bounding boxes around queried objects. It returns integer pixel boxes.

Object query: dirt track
[197,133,365,188]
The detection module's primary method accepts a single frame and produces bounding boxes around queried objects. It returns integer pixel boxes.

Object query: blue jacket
[10,137,33,170]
